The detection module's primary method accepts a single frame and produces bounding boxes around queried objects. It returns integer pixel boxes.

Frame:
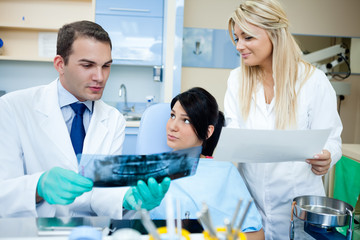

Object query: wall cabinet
[182,28,240,69]
[96,15,163,66]
[95,0,164,66]
[0,0,94,62]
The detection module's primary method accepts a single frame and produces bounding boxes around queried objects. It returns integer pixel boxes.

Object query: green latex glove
[123,177,171,211]
[37,167,93,205]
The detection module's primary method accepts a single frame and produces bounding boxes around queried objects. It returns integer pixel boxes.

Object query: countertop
[126,121,140,128]
[342,144,360,162]
[0,217,204,240]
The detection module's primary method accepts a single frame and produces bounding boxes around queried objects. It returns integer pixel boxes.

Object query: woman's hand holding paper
[306,150,332,175]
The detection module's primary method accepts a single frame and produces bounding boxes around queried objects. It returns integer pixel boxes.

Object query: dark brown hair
[171,87,224,156]
[57,20,112,64]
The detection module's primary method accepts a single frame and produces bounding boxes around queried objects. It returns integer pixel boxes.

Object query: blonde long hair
[228,0,314,129]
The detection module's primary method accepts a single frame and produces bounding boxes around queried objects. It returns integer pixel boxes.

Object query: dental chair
[135,103,173,155]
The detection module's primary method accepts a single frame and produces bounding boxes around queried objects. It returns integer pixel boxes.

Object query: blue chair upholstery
[136,103,173,155]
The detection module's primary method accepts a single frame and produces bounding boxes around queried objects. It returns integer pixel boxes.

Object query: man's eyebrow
[104,60,113,65]
[78,59,95,64]
[78,59,113,65]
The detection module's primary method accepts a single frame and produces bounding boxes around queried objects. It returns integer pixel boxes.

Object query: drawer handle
[125,133,138,135]
[109,8,150,13]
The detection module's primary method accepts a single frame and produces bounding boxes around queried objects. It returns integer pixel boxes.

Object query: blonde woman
[224,0,342,239]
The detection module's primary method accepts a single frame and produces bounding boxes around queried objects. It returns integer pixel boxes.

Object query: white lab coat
[0,80,127,218]
[224,65,342,240]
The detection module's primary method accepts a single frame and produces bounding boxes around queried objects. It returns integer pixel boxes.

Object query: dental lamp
[303,43,351,112]
[302,44,351,80]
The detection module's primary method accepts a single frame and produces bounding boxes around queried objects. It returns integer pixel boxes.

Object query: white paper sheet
[213,128,331,163]
[38,32,57,58]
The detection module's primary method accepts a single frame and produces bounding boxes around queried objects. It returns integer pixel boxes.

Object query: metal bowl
[293,195,353,227]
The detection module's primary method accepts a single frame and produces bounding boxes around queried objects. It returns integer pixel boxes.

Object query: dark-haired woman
[150,87,264,240]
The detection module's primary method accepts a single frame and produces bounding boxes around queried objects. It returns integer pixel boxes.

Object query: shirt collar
[57,79,93,112]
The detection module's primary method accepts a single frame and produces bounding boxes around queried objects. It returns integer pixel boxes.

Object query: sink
[124,115,141,121]
[115,101,146,121]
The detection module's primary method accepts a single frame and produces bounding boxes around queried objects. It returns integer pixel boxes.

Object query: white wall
[103,65,161,103]
[183,0,360,36]
[0,61,57,92]
[282,0,360,37]
[181,0,360,144]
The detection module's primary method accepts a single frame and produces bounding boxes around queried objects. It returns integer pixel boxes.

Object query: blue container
[68,226,102,240]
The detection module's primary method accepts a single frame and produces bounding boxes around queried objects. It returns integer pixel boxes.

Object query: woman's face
[233,23,273,69]
[166,101,203,151]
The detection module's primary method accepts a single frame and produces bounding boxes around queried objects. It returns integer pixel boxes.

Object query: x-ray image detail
[78,146,202,187]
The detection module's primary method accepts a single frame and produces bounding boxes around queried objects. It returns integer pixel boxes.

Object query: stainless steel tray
[293,195,354,227]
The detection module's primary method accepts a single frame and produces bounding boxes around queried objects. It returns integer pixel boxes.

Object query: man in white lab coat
[0,21,169,218]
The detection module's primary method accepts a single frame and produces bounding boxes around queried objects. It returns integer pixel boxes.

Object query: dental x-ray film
[78,146,202,187]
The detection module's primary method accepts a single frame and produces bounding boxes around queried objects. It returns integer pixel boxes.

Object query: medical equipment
[303,44,351,80]
[198,200,252,240]
[176,199,182,240]
[141,209,161,240]
[197,203,217,237]
[231,199,243,228]
[36,217,109,236]
[236,200,253,232]
[290,195,354,240]
[109,219,204,235]
[141,198,192,240]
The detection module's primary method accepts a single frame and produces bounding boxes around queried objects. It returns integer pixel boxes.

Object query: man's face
[57,37,112,102]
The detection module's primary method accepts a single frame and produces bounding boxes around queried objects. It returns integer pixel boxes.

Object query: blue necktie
[70,103,87,156]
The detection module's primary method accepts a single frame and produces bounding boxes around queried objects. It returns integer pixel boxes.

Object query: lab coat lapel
[35,80,77,167]
[83,101,108,154]
[253,84,275,117]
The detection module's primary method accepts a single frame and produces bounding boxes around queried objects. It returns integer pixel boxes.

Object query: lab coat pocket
[293,162,325,197]
[296,105,310,130]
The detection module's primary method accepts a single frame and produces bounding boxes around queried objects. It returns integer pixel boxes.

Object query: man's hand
[37,167,93,205]
[306,149,332,175]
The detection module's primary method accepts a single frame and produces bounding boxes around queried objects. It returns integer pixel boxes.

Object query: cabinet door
[96,0,163,17]
[96,14,163,66]
[0,0,94,62]
[123,127,139,155]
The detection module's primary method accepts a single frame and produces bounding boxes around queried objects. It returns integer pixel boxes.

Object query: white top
[224,65,343,240]
[150,159,263,232]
